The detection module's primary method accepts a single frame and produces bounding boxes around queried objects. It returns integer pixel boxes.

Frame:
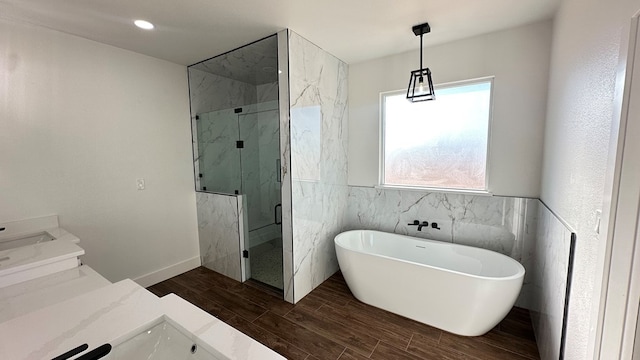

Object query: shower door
[239,108,283,290]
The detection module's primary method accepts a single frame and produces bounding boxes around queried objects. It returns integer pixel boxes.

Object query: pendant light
[407,22,435,102]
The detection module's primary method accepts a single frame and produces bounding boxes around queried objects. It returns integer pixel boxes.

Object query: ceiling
[0,0,560,66]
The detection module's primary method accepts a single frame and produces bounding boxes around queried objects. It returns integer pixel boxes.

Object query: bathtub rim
[335,229,525,282]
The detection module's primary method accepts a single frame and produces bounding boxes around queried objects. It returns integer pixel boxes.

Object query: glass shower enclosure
[189,35,283,290]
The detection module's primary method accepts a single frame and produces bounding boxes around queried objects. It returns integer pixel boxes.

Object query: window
[381,78,492,191]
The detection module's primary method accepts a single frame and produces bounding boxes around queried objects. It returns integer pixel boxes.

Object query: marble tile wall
[531,202,574,360]
[188,68,257,115]
[189,67,258,193]
[195,100,280,239]
[189,36,284,289]
[196,108,241,194]
[192,35,278,86]
[239,104,280,233]
[257,82,279,104]
[342,189,573,358]
[276,30,295,303]
[288,31,349,303]
[248,224,280,248]
[196,192,242,282]
[344,186,538,307]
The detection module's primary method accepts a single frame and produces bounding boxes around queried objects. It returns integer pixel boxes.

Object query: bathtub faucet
[408,220,430,231]
[407,220,425,230]
[408,220,440,231]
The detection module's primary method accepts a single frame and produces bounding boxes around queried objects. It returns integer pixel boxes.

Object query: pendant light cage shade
[407,68,435,102]
[407,21,435,102]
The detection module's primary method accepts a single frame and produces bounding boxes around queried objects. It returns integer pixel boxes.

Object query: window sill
[374,184,493,197]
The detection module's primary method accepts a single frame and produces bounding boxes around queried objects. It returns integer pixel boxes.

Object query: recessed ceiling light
[134,20,154,30]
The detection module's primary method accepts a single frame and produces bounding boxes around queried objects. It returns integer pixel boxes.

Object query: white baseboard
[133,256,201,288]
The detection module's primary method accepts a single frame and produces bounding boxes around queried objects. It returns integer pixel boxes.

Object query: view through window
[381,79,492,190]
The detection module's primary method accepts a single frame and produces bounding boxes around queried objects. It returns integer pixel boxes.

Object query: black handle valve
[431,222,441,230]
[407,220,419,226]
[417,221,429,231]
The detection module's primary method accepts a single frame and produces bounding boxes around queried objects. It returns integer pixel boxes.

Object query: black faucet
[408,220,441,231]
[408,220,429,231]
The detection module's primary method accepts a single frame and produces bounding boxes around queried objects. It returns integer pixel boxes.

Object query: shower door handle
[274,204,282,225]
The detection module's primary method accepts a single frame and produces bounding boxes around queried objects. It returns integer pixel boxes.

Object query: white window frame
[378,76,494,195]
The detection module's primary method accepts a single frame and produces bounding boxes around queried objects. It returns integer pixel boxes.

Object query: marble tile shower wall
[189,68,256,191]
[531,202,574,360]
[191,64,281,251]
[251,83,280,247]
[190,68,278,283]
[344,186,538,307]
[196,101,281,244]
[188,68,257,114]
[277,30,294,303]
[196,192,243,281]
[257,82,279,104]
[239,105,280,233]
[196,108,241,194]
[288,31,349,303]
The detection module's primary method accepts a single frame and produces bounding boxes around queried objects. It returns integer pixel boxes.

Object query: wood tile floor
[147,267,540,360]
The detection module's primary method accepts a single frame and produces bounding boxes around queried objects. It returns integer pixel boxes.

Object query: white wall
[348,20,552,197]
[541,0,640,358]
[0,19,200,283]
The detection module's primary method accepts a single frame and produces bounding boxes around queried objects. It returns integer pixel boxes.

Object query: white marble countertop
[0,239,84,276]
[0,279,285,360]
[0,215,80,244]
[0,265,110,323]
[44,227,81,243]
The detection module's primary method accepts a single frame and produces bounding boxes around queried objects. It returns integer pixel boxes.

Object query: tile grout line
[252,310,269,323]
[282,306,295,317]
[253,309,270,322]
[406,333,414,351]
[369,340,380,358]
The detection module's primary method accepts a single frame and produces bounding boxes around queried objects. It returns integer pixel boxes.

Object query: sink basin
[0,280,285,360]
[0,232,55,252]
[106,320,220,360]
[0,215,80,252]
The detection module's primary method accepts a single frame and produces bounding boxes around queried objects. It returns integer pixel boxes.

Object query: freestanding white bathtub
[335,230,525,336]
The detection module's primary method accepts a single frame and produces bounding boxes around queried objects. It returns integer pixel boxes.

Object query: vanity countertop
[0,279,285,360]
[0,265,110,323]
[0,215,80,244]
